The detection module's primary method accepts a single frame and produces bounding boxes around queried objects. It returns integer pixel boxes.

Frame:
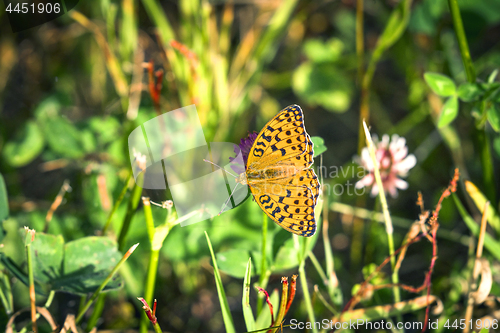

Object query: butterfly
[236,105,320,237]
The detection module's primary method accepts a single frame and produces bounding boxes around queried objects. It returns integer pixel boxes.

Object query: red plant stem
[257,287,274,327]
[335,169,460,331]
[285,275,298,315]
[137,297,157,325]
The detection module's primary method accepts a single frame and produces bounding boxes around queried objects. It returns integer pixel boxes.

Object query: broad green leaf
[273,238,299,271]
[34,97,61,119]
[39,116,85,159]
[0,174,8,222]
[303,38,344,63]
[1,235,124,295]
[205,232,235,333]
[311,136,327,156]
[424,73,456,97]
[487,104,500,132]
[58,236,123,294]
[293,62,352,113]
[242,258,256,332]
[457,82,484,102]
[217,249,255,278]
[437,96,459,128]
[32,233,64,285]
[2,121,45,167]
[465,181,500,235]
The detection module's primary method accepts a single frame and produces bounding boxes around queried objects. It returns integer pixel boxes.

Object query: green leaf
[424,73,457,97]
[487,104,500,132]
[376,0,413,50]
[0,174,8,222]
[311,136,327,156]
[242,258,256,332]
[39,116,85,159]
[273,238,300,271]
[2,235,124,296]
[303,38,344,63]
[488,69,498,83]
[2,121,45,167]
[437,96,459,128]
[217,249,255,278]
[205,232,235,333]
[457,82,484,102]
[293,62,352,113]
[58,236,123,294]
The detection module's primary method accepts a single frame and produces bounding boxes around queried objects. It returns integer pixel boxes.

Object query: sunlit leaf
[457,82,484,102]
[303,38,344,63]
[217,249,255,278]
[437,96,459,128]
[424,73,457,97]
[2,120,45,167]
[293,62,352,113]
[487,104,500,132]
[311,136,327,156]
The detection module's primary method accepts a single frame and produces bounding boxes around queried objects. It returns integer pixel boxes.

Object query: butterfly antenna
[218,183,240,216]
[203,159,238,177]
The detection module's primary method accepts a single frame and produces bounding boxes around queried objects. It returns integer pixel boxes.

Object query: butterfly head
[236,172,248,185]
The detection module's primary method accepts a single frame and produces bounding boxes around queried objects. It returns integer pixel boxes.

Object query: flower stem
[140,198,161,333]
[361,122,401,306]
[298,262,317,333]
[26,241,37,333]
[257,211,268,314]
[447,0,496,204]
[118,174,143,252]
[102,171,132,234]
[447,0,475,83]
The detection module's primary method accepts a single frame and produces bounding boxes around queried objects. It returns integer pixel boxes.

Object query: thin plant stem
[140,198,162,333]
[85,295,105,331]
[463,201,489,333]
[356,0,370,154]
[102,171,132,234]
[298,262,317,333]
[447,0,496,204]
[356,0,364,83]
[361,122,401,305]
[118,174,143,252]
[0,272,11,315]
[26,241,37,333]
[257,211,268,314]
[87,172,139,330]
[447,0,475,83]
[76,243,139,324]
[140,248,160,333]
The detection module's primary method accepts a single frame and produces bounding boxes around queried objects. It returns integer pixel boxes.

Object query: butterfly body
[237,105,320,237]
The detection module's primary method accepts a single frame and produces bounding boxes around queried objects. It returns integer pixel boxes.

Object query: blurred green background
[1,0,500,332]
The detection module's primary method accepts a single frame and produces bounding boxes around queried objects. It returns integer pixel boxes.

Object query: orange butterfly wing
[245,105,320,237]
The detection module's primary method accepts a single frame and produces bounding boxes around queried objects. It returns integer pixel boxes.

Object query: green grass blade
[242,258,255,332]
[205,231,236,333]
[453,194,500,261]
